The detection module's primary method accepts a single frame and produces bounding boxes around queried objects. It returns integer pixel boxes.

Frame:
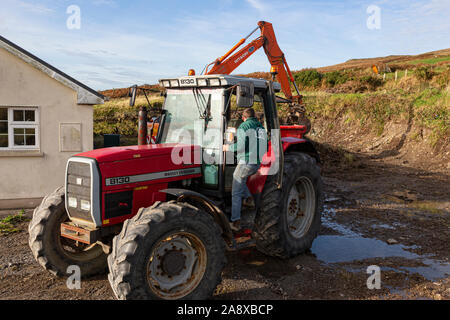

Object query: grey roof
[159,74,282,91]
[0,35,104,105]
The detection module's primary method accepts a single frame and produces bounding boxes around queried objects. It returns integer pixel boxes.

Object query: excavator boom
[205,21,301,103]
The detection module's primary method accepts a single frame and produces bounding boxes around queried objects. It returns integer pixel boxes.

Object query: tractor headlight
[68,197,77,208]
[80,200,91,212]
[198,78,208,86]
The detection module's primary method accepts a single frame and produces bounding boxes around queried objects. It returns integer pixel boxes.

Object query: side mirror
[236,82,254,108]
[129,85,138,107]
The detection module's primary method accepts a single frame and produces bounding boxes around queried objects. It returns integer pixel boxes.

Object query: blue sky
[1,0,449,90]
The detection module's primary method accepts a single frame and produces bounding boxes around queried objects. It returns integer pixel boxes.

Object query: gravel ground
[0,146,448,300]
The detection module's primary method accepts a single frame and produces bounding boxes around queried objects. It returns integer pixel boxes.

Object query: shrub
[415,66,434,81]
[323,71,349,87]
[359,75,383,89]
[434,66,450,88]
[294,69,323,87]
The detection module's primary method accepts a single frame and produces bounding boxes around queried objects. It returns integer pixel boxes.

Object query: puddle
[311,235,419,263]
[404,260,450,281]
[312,205,450,281]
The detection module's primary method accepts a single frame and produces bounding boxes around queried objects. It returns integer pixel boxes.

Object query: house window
[0,107,39,149]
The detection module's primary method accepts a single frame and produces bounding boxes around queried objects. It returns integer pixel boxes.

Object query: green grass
[412,88,449,146]
[0,210,29,235]
[408,55,450,65]
[94,94,163,136]
[383,70,408,80]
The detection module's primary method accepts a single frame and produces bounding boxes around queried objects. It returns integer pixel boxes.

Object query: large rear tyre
[28,187,107,277]
[107,201,226,300]
[253,152,323,258]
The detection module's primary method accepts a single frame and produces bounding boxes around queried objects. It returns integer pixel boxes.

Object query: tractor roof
[159,74,281,91]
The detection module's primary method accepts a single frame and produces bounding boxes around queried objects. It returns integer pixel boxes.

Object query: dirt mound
[309,116,450,173]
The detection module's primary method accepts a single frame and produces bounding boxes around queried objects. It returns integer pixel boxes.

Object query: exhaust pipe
[138,107,148,145]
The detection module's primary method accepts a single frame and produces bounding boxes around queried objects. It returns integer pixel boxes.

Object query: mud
[0,133,449,300]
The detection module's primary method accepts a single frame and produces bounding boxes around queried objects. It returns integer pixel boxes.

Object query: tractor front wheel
[28,187,107,277]
[107,201,226,300]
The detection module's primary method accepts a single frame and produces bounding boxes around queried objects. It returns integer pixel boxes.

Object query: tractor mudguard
[159,188,233,243]
[247,137,320,196]
[282,137,321,164]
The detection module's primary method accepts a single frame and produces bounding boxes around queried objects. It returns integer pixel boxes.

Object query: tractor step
[60,222,99,245]
[226,229,256,251]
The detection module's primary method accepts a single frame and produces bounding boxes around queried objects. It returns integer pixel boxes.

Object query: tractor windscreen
[159,88,224,150]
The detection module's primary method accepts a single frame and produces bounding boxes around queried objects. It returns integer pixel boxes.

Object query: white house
[0,35,104,209]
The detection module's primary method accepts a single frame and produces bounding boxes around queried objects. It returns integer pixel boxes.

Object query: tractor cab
[133,75,284,204]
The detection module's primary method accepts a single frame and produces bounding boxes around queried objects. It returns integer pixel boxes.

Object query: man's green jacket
[229,117,267,165]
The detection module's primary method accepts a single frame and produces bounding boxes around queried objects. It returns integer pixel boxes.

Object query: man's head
[242,108,255,121]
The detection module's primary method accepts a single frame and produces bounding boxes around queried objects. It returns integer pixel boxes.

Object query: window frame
[0,107,40,150]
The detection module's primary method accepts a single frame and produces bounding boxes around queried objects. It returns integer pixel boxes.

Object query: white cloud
[17,0,54,14]
[245,0,266,13]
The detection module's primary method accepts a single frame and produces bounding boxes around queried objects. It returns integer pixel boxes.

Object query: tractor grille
[66,161,93,222]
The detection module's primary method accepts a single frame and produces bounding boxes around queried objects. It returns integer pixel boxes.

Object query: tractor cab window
[225,92,266,144]
[159,88,224,150]
[226,93,265,128]
[160,88,225,190]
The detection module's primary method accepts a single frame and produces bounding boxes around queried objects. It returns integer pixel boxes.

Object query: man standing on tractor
[223,108,267,231]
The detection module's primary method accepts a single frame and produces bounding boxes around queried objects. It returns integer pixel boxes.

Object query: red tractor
[29,22,323,300]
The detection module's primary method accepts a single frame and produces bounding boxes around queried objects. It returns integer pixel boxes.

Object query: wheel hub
[286,176,316,239]
[288,198,298,216]
[161,250,186,276]
[147,232,207,299]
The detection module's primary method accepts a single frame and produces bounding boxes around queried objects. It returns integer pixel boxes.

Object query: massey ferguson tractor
[28,21,323,300]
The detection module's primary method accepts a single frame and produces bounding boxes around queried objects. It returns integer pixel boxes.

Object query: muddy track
[0,146,449,300]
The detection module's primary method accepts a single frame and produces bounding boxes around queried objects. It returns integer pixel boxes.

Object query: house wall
[0,47,93,206]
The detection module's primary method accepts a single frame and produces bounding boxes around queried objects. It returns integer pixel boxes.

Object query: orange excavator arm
[205,21,302,103]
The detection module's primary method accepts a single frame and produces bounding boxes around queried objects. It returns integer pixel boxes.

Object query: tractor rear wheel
[253,152,323,258]
[28,187,107,277]
[107,201,226,300]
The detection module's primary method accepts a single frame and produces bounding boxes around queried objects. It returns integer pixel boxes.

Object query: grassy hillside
[94,49,449,151]
[316,48,450,72]
[283,64,449,147]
